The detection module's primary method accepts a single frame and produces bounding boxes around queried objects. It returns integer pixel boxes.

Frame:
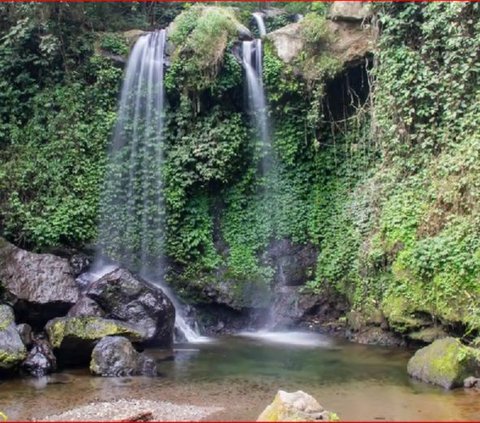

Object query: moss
[0,305,14,331]
[382,295,429,334]
[0,348,26,369]
[257,390,339,422]
[407,337,480,389]
[46,317,145,349]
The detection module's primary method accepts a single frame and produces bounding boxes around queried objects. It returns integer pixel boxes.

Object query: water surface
[1,333,479,421]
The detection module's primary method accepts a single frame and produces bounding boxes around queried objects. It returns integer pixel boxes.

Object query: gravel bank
[37,399,223,421]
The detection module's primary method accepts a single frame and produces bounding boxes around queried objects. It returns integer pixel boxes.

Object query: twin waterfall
[95,14,270,343]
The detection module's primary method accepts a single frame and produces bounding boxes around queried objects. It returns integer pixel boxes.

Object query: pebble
[36,399,223,421]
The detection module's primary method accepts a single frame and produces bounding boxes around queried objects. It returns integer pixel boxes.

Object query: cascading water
[241,14,307,343]
[242,39,271,172]
[252,12,267,38]
[93,30,208,343]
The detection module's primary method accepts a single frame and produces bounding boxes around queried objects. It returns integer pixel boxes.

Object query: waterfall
[94,30,208,344]
[252,12,267,37]
[242,39,271,172]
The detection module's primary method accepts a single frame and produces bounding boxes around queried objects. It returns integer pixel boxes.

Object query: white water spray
[94,30,208,344]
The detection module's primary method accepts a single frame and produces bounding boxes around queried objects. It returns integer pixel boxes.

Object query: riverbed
[1,332,479,421]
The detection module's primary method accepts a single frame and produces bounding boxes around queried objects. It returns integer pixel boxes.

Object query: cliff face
[0,3,479,342]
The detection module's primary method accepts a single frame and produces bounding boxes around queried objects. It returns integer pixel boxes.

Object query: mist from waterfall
[93,30,208,344]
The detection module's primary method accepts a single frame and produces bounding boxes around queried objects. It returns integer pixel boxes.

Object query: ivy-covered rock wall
[0,2,479,340]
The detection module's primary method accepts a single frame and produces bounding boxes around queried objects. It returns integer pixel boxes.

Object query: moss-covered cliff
[0,2,478,340]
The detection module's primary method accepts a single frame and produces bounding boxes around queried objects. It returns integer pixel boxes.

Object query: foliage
[167,5,241,93]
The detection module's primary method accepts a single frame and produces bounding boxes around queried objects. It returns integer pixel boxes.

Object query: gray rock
[407,337,480,389]
[464,376,480,389]
[86,268,175,346]
[46,316,147,364]
[16,323,33,347]
[69,254,92,278]
[0,238,79,328]
[0,304,15,330]
[266,23,303,64]
[329,2,372,22]
[267,18,374,68]
[22,335,57,377]
[0,323,27,370]
[67,296,105,318]
[90,336,157,377]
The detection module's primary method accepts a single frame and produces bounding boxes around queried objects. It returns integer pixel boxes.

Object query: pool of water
[0,332,479,421]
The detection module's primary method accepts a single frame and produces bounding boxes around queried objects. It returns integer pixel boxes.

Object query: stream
[1,332,479,421]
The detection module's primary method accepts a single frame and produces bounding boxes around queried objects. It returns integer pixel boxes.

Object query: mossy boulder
[0,305,27,369]
[45,316,146,364]
[407,337,480,389]
[0,304,14,331]
[257,390,339,422]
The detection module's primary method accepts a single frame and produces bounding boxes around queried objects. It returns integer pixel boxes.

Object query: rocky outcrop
[329,2,372,22]
[267,13,374,68]
[345,310,404,347]
[257,390,338,421]
[271,286,347,331]
[407,337,480,389]
[0,304,27,369]
[86,268,175,346]
[22,334,57,377]
[90,336,157,377]
[0,238,79,328]
[45,316,146,363]
[264,240,317,287]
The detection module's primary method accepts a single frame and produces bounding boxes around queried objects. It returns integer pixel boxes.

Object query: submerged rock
[257,390,339,421]
[86,268,175,346]
[0,305,27,369]
[45,316,146,363]
[22,334,57,377]
[407,337,480,389]
[90,336,157,377]
[0,238,79,328]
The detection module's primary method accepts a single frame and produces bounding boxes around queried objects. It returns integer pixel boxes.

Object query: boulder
[86,268,175,346]
[67,296,105,318]
[329,2,372,22]
[257,390,339,421]
[45,316,146,363]
[22,334,57,377]
[407,337,480,389]
[267,19,374,68]
[464,376,480,389]
[90,336,157,377]
[16,323,33,347]
[266,23,303,64]
[0,238,79,328]
[0,304,14,330]
[0,305,27,369]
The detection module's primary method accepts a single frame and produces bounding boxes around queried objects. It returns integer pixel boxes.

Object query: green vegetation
[0,3,479,337]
